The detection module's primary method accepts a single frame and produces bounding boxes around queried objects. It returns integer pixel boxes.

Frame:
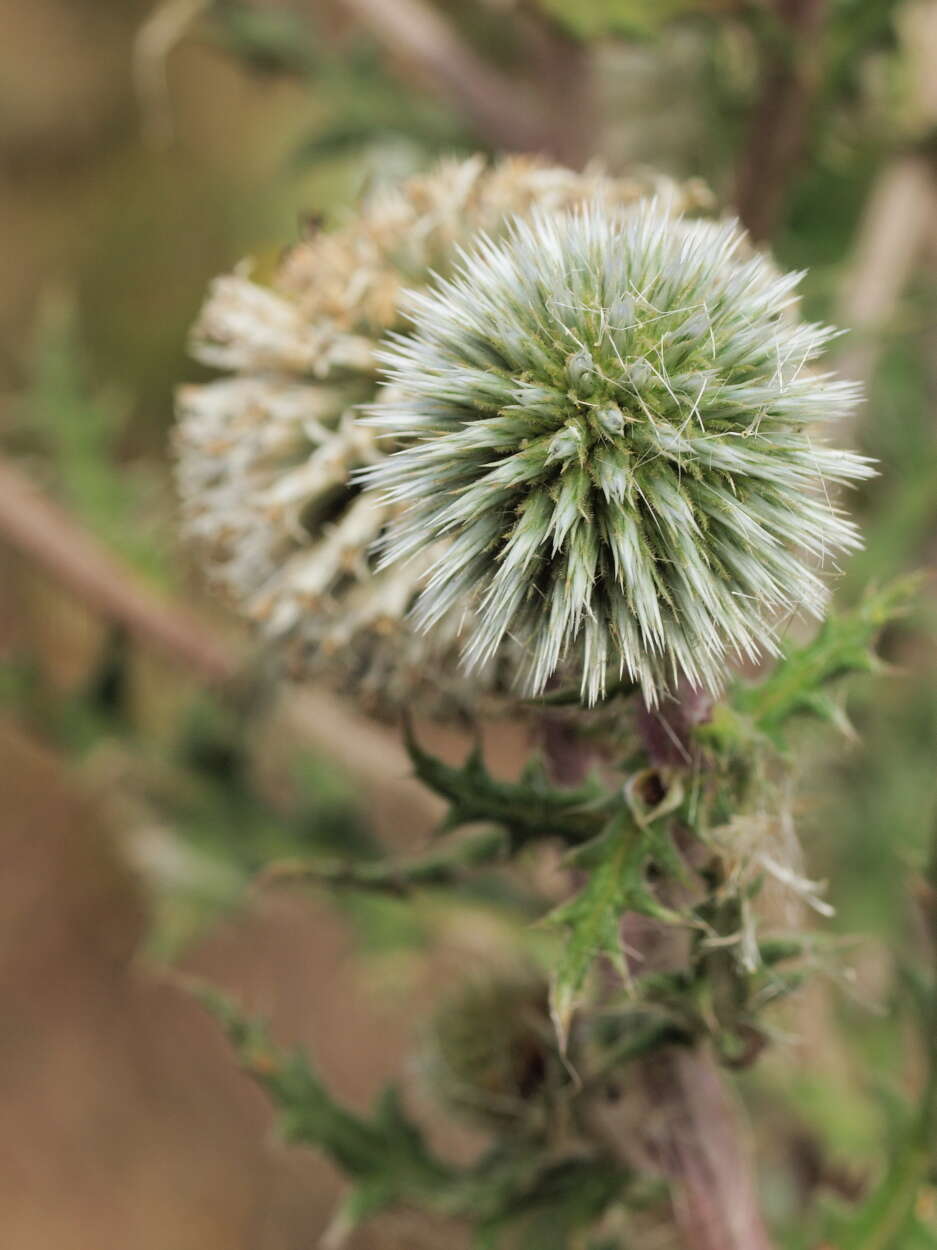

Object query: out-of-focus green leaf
[15,293,166,580]
[534,0,726,39]
[197,986,633,1246]
[197,985,453,1228]
[207,0,321,77]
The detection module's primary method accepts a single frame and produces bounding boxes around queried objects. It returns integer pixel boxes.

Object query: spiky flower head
[175,157,709,713]
[366,203,873,706]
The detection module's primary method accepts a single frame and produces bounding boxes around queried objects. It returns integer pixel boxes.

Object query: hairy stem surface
[541,701,774,1250]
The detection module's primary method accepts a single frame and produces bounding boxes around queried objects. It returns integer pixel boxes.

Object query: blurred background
[1,0,937,1246]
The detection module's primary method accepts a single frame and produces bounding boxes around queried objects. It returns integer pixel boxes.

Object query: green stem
[257,827,505,896]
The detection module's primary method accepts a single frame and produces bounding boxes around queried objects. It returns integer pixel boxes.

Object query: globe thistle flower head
[176,158,708,715]
[366,202,873,706]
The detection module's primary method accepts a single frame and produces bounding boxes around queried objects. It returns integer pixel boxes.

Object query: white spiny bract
[365,204,873,706]
[176,157,709,714]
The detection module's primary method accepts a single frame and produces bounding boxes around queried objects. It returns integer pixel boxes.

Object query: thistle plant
[366,204,873,705]
[177,162,917,1250]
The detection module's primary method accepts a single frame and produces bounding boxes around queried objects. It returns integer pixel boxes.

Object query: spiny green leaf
[404,719,614,848]
[707,577,919,750]
[471,1154,627,1250]
[197,985,642,1245]
[258,827,507,897]
[741,577,916,731]
[546,812,685,1049]
[195,985,451,1228]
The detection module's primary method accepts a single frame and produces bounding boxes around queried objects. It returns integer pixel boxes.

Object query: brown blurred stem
[734,0,827,241]
[335,0,545,150]
[640,1041,774,1250]
[833,155,937,396]
[331,0,593,164]
[0,456,235,683]
[0,454,440,830]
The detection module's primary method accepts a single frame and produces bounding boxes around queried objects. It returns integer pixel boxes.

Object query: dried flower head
[176,157,709,712]
[365,203,873,705]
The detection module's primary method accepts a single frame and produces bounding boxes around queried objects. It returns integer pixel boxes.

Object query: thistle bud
[366,203,872,706]
[425,973,565,1129]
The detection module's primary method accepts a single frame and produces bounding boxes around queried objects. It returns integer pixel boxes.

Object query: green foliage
[207,0,470,166]
[400,574,912,1063]
[546,810,684,1048]
[261,827,509,898]
[703,578,918,753]
[207,0,319,77]
[197,984,454,1230]
[15,294,166,580]
[737,579,916,734]
[467,1152,627,1250]
[198,985,633,1247]
[823,955,937,1250]
[534,0,716,40]
[404,720,613,848]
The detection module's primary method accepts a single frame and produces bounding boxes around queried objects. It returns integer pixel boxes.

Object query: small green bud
[608,295,635,327]
[547,422,585,463]
[594,403,627,437]
[567,349,598,396]
[425,973,565,1129]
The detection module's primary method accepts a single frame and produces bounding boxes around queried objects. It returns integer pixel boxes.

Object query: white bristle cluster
[364,203,873,705]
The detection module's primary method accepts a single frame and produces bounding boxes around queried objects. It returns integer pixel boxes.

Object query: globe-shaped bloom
[365,203,873,705]
[175,157,708,714]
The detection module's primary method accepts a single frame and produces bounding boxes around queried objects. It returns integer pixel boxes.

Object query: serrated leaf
[473,1156,627,1250]
[712,577,919,749]
[195,985,452,1237]
[260,826,507,897]
[546,813,684,1050]
[404,719,614,848]
[196,985,635,1245]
